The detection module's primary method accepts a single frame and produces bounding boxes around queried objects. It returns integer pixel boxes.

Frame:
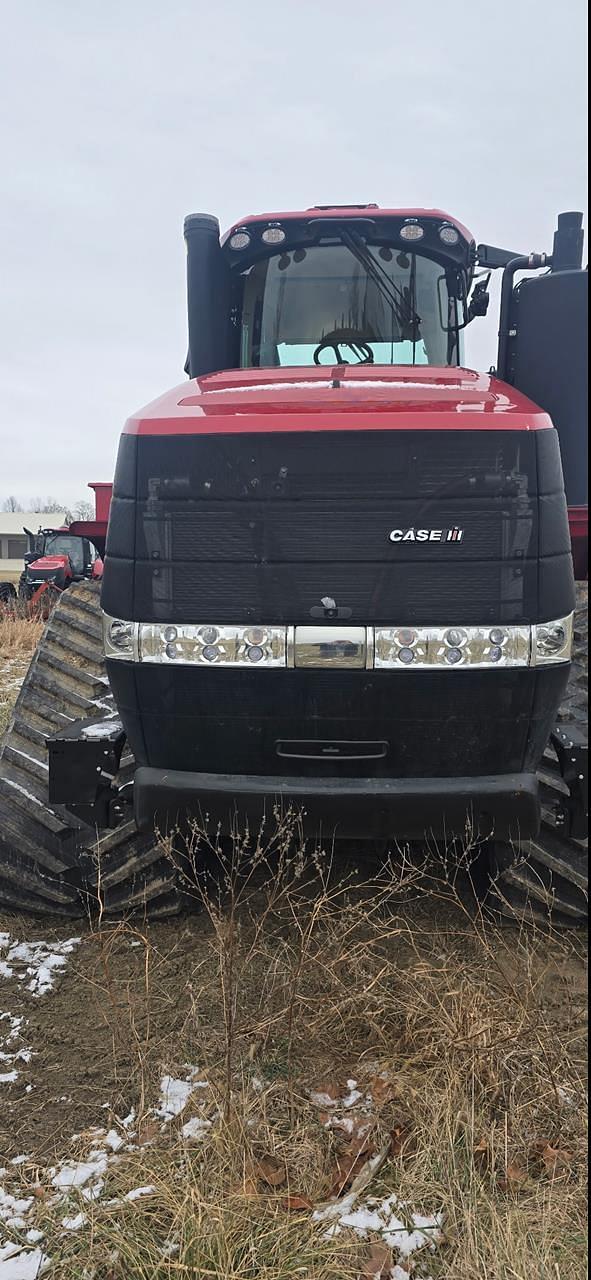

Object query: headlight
[374,624,531,669]
[103,616,137,659]
[102,615,573,670]
[533,614,573,665]
[138,623,288,667]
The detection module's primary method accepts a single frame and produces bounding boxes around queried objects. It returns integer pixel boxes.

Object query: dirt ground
[0,911,220,1161]
[2,895,587,1162]
[0,904,587,1167]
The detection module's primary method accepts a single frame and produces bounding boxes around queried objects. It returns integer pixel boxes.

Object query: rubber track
[495,583,588,926]
[0,583,181,917]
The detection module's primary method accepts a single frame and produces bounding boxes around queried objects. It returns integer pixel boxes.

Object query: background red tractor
[0,483,108,616]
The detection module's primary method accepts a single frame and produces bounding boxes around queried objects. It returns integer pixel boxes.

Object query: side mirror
[477,242,524,269]
[437,272,469,332]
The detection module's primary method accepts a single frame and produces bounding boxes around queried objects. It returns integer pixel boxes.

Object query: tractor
[0,207,586,921]
[0,486,107,616]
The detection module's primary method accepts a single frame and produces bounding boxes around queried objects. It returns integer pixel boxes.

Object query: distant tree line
[1,496,95,522]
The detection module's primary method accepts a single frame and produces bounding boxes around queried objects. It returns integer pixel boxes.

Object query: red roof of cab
[223,206,475,245]
[123,365,553,437]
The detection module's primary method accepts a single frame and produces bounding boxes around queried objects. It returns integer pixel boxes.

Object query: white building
[0,512,67,583]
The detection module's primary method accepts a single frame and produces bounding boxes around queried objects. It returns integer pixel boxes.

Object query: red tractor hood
[29,555,71,573]
[123,366,554,437]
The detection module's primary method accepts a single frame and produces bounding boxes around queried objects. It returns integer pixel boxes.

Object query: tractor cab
[184,206,478,377]
[24,529,100,577]
[20,527,103,607]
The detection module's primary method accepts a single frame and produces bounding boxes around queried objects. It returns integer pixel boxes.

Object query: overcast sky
[0,0,587,510]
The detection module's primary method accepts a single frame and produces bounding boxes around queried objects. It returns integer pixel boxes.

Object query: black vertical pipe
[184,213,228,378]
[552,212,584,273]
[497,253,548,381]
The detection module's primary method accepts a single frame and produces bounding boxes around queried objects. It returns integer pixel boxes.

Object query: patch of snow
[0,1244,51,1278]
[81,1180,105,1203]
[24,1231,43,1245]
[80,720,123,741]
[124,1185,155,1202]
[51,1150,107,1191]
[181,1117,211,1140]
[315,1191,443,1260]
[0,1187,34,1224]
[0,936,80,997]
[11,748,48,771]
[160,1240,180,1257]
[0,777,46,808]
[104,1130,124,1152]
[309,1077,368,1112]
[309,1090,339,1109]
[0,1011,32,1081]
[342,1079,363,1108]
[154,1068,207,1121]
[61,1212,87,1231]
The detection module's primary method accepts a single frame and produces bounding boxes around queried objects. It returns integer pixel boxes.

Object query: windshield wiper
[340,230,422,340]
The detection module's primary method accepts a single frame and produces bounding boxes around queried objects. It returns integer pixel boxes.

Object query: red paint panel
[123,366,553,438]
[224,206,475,245]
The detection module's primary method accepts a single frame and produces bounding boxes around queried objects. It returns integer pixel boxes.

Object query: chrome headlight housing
[138,623,288,667]
[103,615,137,660]
[533,614,574,665]
[374,624,532,669]
[102,614,573,670]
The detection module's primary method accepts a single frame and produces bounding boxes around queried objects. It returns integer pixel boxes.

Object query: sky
[0,0,587,511]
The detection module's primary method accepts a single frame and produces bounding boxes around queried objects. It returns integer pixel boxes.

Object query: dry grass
[4,826,587,1279]
[0,612,43,660]
[0,615,41,734]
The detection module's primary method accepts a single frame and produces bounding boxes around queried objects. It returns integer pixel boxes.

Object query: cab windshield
[240,243,463,368]
[44,535,86,574]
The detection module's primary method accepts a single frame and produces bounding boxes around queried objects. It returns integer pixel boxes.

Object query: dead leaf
[498,1161,529,1192]
[136,1118,160,1144]
[328,1129,376,1196]
[532,1139,573,1175]
[368,1074,397,1107]
[359,1241,395,1278]
[255,1155,287,1188]
[310,1080,342,1106]
[390,1122,411,1157]
[281,1194,314,1212]
[330,1115,372,1142]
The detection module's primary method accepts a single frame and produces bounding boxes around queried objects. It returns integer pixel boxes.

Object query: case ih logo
[389,527,464,543]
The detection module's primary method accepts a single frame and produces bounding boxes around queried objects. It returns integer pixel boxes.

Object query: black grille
[103,428,574,626]
[155,501,532,564]
[132,561,535,625]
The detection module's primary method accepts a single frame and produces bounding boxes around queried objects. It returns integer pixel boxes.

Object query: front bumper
[134,766,540,842]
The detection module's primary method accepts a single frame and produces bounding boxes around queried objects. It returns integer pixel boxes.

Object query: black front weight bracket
[550,724,589,840]
[48,717,130,829]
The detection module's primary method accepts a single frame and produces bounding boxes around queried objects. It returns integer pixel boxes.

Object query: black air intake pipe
[184,213,232,379]
[552,211,584,273]
[497,252,549,381]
